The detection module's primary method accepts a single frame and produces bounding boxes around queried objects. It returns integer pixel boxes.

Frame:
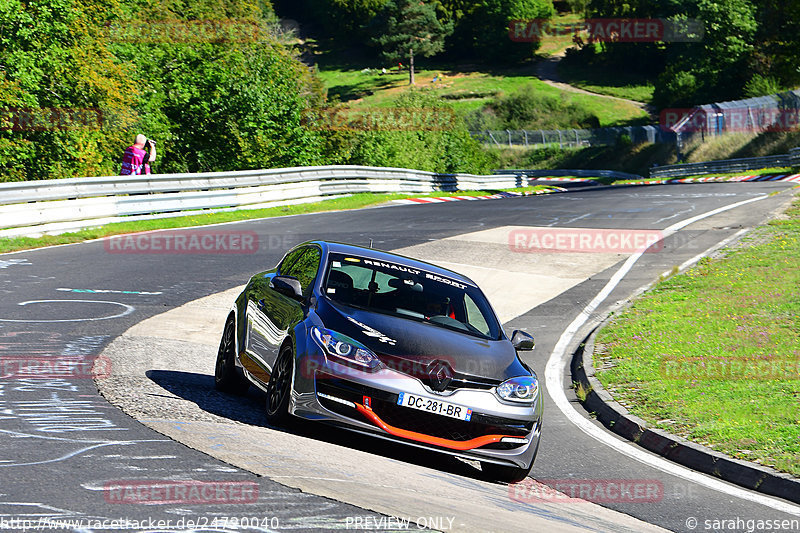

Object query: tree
[371,0,453,85]
[652,0,758,106]
[466,0,554,63]
[0,0,138,180]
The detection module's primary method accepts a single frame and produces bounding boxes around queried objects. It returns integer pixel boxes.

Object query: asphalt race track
[1,182,799,532]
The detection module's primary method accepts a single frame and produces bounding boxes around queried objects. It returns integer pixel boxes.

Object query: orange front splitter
[355,403,518,451]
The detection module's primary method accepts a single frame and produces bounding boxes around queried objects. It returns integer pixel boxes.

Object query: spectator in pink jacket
[120,134,157,175]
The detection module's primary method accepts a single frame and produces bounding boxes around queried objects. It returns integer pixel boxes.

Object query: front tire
[214,316,249,394]
[265,345,294,426]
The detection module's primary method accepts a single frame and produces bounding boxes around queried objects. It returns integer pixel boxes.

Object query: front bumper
[290,357,542,469]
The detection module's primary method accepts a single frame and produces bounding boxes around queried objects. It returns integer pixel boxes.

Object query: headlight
[495,375,538,404]
[311,326,382,371]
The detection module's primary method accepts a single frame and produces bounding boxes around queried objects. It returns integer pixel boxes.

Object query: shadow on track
[146,369,495,483]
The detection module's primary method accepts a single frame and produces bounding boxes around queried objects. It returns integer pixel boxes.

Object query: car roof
[311,240,478,288]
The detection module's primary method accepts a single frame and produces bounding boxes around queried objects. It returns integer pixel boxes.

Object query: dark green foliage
[1,0,493,181]
[0,0,136,180]
[465,0,554,63]
[0,0,326,180]
[581,0,797,107]
[743,74,783,98]
[274,0,389,43]
[320,91,498,173]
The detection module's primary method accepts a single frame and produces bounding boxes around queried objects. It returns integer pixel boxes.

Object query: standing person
[120,134,156,175]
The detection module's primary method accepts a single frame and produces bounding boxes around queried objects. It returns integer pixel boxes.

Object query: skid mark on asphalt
[0,259,31,269]
[0,428,169,468]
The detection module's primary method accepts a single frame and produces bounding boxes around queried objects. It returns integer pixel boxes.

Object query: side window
[464,293,491,337]
[279,248,305,274]
[282,247,321,296]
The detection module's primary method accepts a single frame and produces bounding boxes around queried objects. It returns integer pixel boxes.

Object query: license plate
[396,392,472,421]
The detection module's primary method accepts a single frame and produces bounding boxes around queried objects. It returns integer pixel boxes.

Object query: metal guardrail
[649,153,795,179]
[6,152,793,238]
[790,147,800,167]
[494,169,643,180]
[0,165,531,237]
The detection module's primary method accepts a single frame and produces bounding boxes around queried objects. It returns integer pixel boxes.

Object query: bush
[653,69,699,109]
[616,134,633,148]
[465,84,600,131]
[320,91,498,174]
[743,74,783,98]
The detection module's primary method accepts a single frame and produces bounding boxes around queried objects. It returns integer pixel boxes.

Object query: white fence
[0,166,529,237]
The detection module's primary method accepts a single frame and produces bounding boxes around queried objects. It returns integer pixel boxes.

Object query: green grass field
[318,66,650,126]
[593,195,800,476]
[535,12,586,57]
[313,11,653,128]
[556,60,654,103]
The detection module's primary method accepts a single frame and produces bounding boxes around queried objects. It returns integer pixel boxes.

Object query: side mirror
[511,330,535,351]
[270,275,304,301]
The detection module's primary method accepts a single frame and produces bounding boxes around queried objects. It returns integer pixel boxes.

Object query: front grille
[444,377,496,391]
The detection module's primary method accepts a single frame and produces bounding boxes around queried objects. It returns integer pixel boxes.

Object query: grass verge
[608,168,797,185]
[493,142,678,176]
[556,60,654,103]
[683,131,800,164]
[593,194,800,476]
[0,186,556,254]
[317,67,649,126]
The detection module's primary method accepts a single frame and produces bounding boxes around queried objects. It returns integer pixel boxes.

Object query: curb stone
[572,323,800,505]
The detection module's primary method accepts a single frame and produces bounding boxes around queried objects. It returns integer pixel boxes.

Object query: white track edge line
[544,193,800,516]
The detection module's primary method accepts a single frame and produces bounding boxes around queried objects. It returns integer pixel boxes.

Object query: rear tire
[214,317,249,394]
[265,345,294,426]
[481,461,533,484]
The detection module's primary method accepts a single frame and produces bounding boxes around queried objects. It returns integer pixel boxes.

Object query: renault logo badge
[427,360,452,392]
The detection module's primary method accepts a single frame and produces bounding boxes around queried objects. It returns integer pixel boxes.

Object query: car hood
[317,298,528,382]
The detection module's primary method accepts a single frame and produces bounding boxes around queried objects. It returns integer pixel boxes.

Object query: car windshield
[323,253,501,340]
